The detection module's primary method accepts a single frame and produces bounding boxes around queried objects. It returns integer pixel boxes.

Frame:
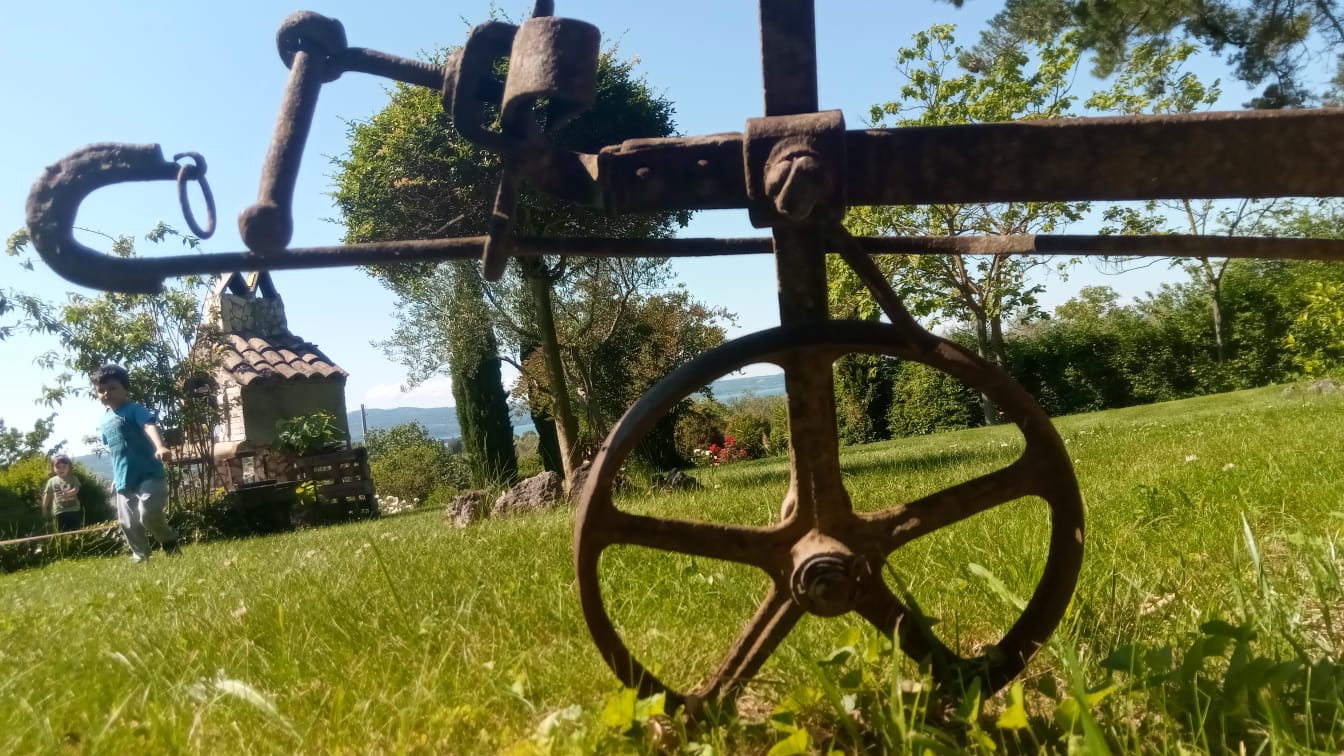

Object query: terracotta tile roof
[218,330,348,385]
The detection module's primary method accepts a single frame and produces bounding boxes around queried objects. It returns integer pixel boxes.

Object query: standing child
[41,454,83,533]
[94,364,181,562]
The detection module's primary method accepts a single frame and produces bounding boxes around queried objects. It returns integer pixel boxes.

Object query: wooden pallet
[291,447,378,520]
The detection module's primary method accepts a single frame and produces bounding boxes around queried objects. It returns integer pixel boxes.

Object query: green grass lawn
[3,382,1343,754]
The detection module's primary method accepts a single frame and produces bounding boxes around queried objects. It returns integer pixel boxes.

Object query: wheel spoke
[852,577,958,676]
[861,460,1034,550]
[778,356,850,528]
[692,583,804,702]
[599,510,783,570]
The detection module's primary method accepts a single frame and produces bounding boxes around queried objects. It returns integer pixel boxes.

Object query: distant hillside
[347,370,785,443]
[72,453,113,483]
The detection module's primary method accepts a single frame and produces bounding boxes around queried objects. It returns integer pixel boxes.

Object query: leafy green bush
[366,422,471,504]
[725,395,786,458]
[0,455,112,540]
[886,361,982,438]
[673,397,728,463]
[275,411,346,456]
[768,398,791,454]
[514,432,545,480]
[834,353,898,445]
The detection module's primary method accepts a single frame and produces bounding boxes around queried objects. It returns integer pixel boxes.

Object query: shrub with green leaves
[725,395,785,459]
[886,361,982,438]
[672,396,728,463]
[275,411,345,456]
[365,422,471,504]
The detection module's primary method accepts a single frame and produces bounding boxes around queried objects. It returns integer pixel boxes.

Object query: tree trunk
[521,343,563,474]
[1206,274,1227,363]
[521,257,580,482]
[988,313,1009,368]
[973,315,999,425]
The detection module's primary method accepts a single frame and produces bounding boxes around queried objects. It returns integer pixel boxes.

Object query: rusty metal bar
[599,110,1344,214]
[759,0,817,116]
[35,232,1344,295]
[856,233,1344,260]
[758,0,848,533]
[333,47,444,89]
[847,110,1344,204]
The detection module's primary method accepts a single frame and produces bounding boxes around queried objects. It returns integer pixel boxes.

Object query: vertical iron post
[758,0,848,530]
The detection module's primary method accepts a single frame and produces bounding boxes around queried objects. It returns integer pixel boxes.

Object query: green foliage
[886,359,984,438]
[971,0,1336,107]
[834,354,899,445]
[446,262,519,487]
[584,289,734,467]
[0,415,62,469]
[0,455,112,539]
[365,422,471,503]
[673,396,728,464]
[845,25,1086,374]
[1286,281,1344,376]
[724,395,786,459]
[512,431,545,480]
[274,412,345,457]
[332,45,731,476]
[993,257,1339,418]
[671,393,787,466]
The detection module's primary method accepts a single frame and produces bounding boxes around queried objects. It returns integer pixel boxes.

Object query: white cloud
[361,375,455,409]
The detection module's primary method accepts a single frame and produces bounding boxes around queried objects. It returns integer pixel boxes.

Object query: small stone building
[195,272,353,488]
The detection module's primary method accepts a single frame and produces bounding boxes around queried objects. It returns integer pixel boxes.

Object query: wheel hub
[791,553,856,616]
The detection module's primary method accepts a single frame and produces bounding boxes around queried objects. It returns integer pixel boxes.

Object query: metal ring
[173,152,216,239]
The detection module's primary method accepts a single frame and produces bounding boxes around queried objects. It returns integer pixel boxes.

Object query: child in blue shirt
[94,364,181,562]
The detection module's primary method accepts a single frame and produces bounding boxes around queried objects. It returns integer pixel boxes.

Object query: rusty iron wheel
[574,320,1084,712]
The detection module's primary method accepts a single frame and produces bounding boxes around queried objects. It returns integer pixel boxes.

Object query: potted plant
[274,411,346,457]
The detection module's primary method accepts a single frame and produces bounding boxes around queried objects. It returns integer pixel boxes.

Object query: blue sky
[1,1,1251,453]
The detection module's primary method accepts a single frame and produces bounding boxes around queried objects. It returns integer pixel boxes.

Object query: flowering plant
[698,435,750,467]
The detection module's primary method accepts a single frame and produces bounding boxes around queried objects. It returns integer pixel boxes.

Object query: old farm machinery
[26,0,1344,713]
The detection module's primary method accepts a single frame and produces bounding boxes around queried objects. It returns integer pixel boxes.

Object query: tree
[825,256,897,445]
[7,225,223,495]
[958,0,1344,107]
[334,45,727,480]
[0,416,61,470]
[845,25,1087,424]
[1087,41,1256,364]
[1,238,59,344]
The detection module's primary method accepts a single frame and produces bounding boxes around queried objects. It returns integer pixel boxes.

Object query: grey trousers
[115,477,176,560]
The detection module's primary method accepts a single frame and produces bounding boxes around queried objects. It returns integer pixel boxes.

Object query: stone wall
[208,292,288,335]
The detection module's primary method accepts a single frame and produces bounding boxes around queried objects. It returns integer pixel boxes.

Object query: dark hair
[94,364,131,389]
[51,454,72,467]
